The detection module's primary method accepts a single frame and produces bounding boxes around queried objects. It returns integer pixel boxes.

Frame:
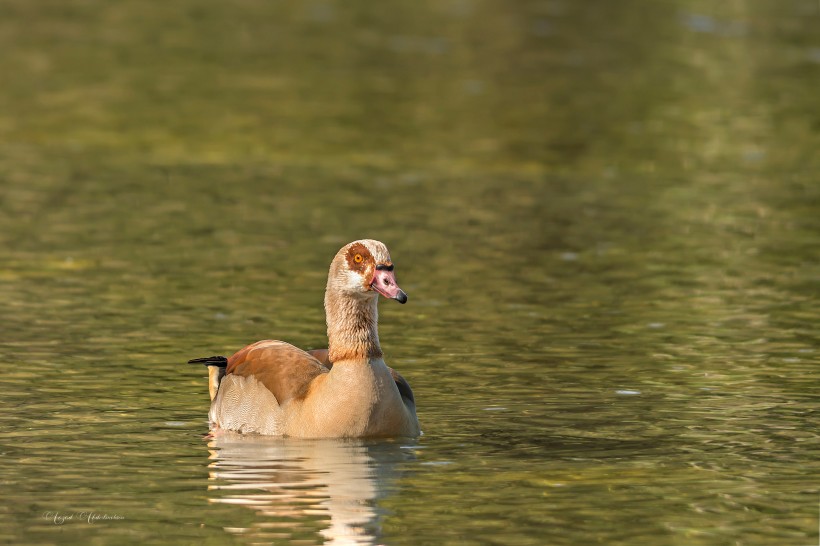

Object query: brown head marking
[345,242,373,273]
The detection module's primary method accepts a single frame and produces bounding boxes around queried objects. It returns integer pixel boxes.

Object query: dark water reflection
[1,0,818,544]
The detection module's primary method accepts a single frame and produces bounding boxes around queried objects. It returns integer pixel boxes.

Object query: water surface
[1,0,818,544]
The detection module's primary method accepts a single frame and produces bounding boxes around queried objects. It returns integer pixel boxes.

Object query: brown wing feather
[226,340,329,404]
[307,348,330,366]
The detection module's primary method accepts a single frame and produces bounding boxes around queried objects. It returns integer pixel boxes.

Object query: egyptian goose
[189,240,420,438]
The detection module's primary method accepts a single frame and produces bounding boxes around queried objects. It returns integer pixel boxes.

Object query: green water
[1,0,818,544]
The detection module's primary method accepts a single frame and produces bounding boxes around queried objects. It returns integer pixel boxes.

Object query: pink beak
[371,268,408,304]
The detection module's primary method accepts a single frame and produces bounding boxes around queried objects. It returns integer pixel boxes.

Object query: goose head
[326,240,407,304]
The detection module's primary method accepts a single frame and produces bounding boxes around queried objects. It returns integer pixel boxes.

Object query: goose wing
[225,340,329,404]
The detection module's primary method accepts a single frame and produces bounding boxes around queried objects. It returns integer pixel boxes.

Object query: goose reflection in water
[207,432,417,545]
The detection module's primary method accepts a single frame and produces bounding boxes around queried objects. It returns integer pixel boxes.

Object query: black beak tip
[395,291,408,304]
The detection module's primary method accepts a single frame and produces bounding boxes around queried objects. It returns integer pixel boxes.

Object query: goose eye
[354,254,363,264]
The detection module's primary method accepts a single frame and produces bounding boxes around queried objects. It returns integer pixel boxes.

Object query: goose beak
[371,268,408,304]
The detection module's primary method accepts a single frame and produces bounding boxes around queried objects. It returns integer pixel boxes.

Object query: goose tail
[188,355,228,401]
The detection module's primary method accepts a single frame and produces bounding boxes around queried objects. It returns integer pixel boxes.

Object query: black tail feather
[188,355,228,368]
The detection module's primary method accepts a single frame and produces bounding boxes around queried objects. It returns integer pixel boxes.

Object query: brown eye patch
[345,243,372,272]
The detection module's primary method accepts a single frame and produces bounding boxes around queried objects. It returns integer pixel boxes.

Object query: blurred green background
[0,1,818,545]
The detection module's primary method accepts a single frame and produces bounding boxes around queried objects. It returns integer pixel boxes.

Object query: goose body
[192,240,420,438]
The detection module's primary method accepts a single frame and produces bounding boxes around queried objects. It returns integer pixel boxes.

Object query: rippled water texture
[1,0,818,544]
